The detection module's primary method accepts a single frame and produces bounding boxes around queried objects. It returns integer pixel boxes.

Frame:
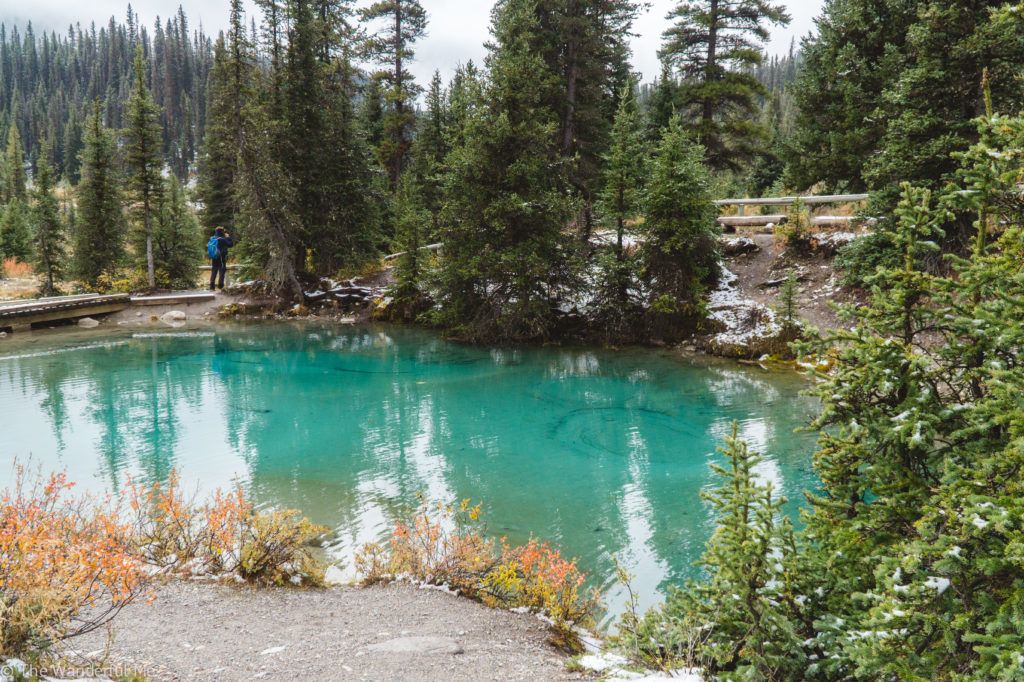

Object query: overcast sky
[3,0,823,85]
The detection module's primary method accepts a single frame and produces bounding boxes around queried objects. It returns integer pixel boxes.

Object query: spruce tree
[445,61,484,150]
[198,0,253,234]
[592,78,647,342]
[236,100,303,302]
[281,0,379,273]
[0,199,32,262]
[75,102,125,289]
[359,0,427,188]
[3,123,27,202]
[29,148,65,296]
[385,171,430,320]
[659,0,789,171]
[641,116,719,336]
[436,0,579,341]
[411,71,448,241]
[152,175,201,289]
[124,45,165,290]
[618,424,805,678]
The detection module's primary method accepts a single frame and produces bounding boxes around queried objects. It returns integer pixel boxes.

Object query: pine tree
[618,424,805,677]
[410,71,448,241]
[659,0,789,171]
[124,45,165,290]
[641,116,719,336]
[152,175,201,288]
[359,0,427,188]
[445,61,484,150]
[3,122,27,202]
[198,0,253,234]
[75,101,125,289]
[235,100,303,301]
[592,78,647,342]
[0,199,32,262]
[385,171,430,320]
[29,147,65,296]
[435,0,579,341]
[280,0,379,273]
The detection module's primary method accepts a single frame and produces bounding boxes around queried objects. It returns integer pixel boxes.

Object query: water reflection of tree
[1,333,214,489]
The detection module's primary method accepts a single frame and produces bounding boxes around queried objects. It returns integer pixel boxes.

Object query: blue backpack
[207,236,221,260]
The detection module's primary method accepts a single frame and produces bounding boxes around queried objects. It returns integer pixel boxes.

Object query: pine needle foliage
[621,104,1024,682]
[74,102,126,290]
[434,0,579,342]
[641,115,720,338]
[29,149,66,296]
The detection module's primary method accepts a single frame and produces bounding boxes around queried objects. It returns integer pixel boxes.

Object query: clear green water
[0,322,819,620]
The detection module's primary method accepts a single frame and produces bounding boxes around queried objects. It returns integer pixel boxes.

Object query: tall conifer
[75,101,125,288]
[29,147,65,295]
[124,45,165,290]
[659,0,789,170]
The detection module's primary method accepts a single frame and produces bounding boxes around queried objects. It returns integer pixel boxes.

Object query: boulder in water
[160,310,187,327]
[77,317,100,328]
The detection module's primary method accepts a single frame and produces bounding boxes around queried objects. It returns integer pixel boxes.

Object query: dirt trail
[723,232,851,332]
[71,582,583,682]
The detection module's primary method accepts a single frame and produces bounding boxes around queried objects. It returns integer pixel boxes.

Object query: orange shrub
[356,497,599,640]
[127,473,327,587]
[1,258,33,279]
[0,467,147,657]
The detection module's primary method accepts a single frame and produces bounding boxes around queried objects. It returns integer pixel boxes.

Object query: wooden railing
[714,193,870,215]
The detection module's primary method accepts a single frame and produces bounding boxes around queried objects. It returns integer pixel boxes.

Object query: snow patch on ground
[575,646,703,681]
[705,267,781,349]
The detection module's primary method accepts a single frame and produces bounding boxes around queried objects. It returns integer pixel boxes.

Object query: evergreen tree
[436,0,579,341]
[75,101,125,289]
[640,109,1024,680]
[359,0,427,188]
[410,71,448,240]
[0,11,213,176]
[0,198,31,262]
[124,45,165,290]
[643,64,678,142]
[445,61,484,150]
[659,0,789,171]
[3,122,27,202]
[592,78,647,342]
[359,75,387,159]
[29,148,65,296]
[788,0,1024,207]
[641,116,719,336]
[385,171,430,320]
[235,100,303,301]
[198,0,253,234]
[536,0,641,230]
[152,175,201,288]
[281,0,379,273]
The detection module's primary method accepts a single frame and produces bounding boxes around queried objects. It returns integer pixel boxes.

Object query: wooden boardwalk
[0,294,130,331]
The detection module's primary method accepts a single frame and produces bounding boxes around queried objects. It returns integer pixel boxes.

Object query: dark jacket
[212,235,235,261]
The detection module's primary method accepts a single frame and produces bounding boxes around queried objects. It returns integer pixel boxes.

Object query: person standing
[207,227,236,291]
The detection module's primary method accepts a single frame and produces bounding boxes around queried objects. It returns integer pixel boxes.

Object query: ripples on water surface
[0,322,819,620]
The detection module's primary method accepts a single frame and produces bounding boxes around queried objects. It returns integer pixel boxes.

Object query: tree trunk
[392,3,404,188]
[561,0,579,157]
[145,198,156,291]
[702,0,719,129]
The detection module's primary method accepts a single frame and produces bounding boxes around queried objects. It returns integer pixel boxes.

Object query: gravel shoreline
[72,581,587,681]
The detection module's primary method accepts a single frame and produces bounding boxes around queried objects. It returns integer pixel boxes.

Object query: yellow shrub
[127,473,328,586]
[237,510,327,587]
[356,497,599,640]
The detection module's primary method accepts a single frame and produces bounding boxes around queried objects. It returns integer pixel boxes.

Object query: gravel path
[72,581,584,682]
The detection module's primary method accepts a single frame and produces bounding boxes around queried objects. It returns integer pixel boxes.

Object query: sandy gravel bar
[72,581,585,681]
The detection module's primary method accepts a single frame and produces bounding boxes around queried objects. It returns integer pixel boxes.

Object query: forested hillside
[0,8,212,180]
